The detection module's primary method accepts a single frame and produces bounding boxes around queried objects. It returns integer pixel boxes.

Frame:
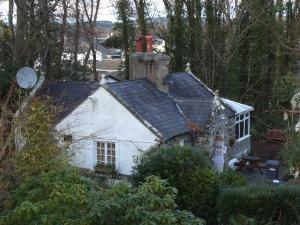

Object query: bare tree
[73,0,80,66]
[59,0,69,62]
[14,0,27,68]
[81,0,101,81]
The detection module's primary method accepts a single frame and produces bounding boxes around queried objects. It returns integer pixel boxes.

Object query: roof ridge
[45,80,99,85]
[107,78,149,86]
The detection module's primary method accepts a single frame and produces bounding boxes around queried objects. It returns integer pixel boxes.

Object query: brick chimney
[130,34,170,92]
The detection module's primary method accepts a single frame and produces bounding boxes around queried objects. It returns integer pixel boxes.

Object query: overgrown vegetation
[0,101,204,225]
[0,169,205,225]
[132,145,246,225]
[218,185,300,225]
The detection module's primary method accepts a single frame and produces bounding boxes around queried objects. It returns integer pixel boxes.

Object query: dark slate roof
[106,79,189,139]
[167,72,235,119]
[177,101,213,127]
[36,80,99,122]
[165,72,214,100]
[35,72,235,139]
[106,72,234,138]
[163,72,215,127]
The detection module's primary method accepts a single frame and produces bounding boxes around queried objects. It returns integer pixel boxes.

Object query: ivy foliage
[0,169,205,225]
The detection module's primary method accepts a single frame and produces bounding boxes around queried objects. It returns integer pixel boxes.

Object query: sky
[0,0,166,23]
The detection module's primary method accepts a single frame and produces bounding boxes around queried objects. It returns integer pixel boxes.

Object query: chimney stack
[130,34,170,92]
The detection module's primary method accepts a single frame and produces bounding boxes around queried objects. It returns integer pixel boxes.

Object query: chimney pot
[135,34,144,52]
[145,35,153,53]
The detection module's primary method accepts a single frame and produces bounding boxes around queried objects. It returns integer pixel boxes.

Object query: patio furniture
[235,156,265,174]
[266,129,286,143]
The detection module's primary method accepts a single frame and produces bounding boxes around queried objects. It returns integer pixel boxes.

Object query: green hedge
[218,185,300,225]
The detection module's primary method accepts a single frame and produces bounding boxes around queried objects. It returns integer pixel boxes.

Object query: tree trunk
[8,0,14,51]
[134,0,147,51]
[59,0,68,63]
[74,0,80,64]
[14,0,27,68]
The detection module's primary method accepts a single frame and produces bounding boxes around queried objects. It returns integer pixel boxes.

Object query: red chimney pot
[145,35,153,53]
[135,34,144,52]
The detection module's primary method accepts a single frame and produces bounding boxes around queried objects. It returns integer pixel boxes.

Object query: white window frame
[235,112,250,142]
[96,141,116,166]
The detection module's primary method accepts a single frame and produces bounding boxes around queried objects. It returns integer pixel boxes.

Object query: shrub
[219,169,247,187]
[179,168,220,224]
[0,169,205,225]
[132,146,250,225]
[11,100,68,178]
[218,185,300,225]
[132,145,211,185]
[132,145,220,224]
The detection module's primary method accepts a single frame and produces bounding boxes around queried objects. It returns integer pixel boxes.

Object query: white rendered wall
[56,87,158,175]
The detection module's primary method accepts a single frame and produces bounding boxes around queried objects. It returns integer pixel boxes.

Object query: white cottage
[35,50,253,175]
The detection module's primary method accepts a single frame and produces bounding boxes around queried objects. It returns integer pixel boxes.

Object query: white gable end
[56,86,159,175]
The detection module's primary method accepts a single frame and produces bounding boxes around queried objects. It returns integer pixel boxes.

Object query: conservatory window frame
[235,112,250,142]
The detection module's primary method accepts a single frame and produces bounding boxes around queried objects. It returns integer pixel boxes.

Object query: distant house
[95,42,123,59]
[153,36,166,53]
[35,45,253,175]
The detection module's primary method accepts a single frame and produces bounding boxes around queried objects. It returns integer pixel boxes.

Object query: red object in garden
[145,35,153,52]
[135,34,144,52]
[266,129,286,143]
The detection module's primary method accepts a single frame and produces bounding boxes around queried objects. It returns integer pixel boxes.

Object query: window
[96,142,116,165]
[63,135,73,144]
[235,113,250,141]
[179,139,185,146]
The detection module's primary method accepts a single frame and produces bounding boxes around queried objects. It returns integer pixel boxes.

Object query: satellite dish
[16,67,37,89]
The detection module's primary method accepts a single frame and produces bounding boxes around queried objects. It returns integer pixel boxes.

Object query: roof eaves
[102,84,164,140]
[221,98,254,115]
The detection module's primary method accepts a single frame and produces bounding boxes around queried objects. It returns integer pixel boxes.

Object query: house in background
[35,38,253,175]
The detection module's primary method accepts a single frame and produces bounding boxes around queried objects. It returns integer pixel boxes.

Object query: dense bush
[0,168,204,225]
[132,146,246,225]
[219,169,247,187]
[179,168,220,224]
[132,145,211,185]
[218,185,300,225]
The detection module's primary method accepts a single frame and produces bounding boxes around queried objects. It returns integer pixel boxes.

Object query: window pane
[240,121,244,138]
[97,142,105,163]
[101,143,105,148]
[245,119,249,135]
[97,142,116,165]
[64,135,72,143]
[235,124,239,139]
[246,113,249,117]
[240,114,244,120]
[99,154,105,161]
[235,116,239,122]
